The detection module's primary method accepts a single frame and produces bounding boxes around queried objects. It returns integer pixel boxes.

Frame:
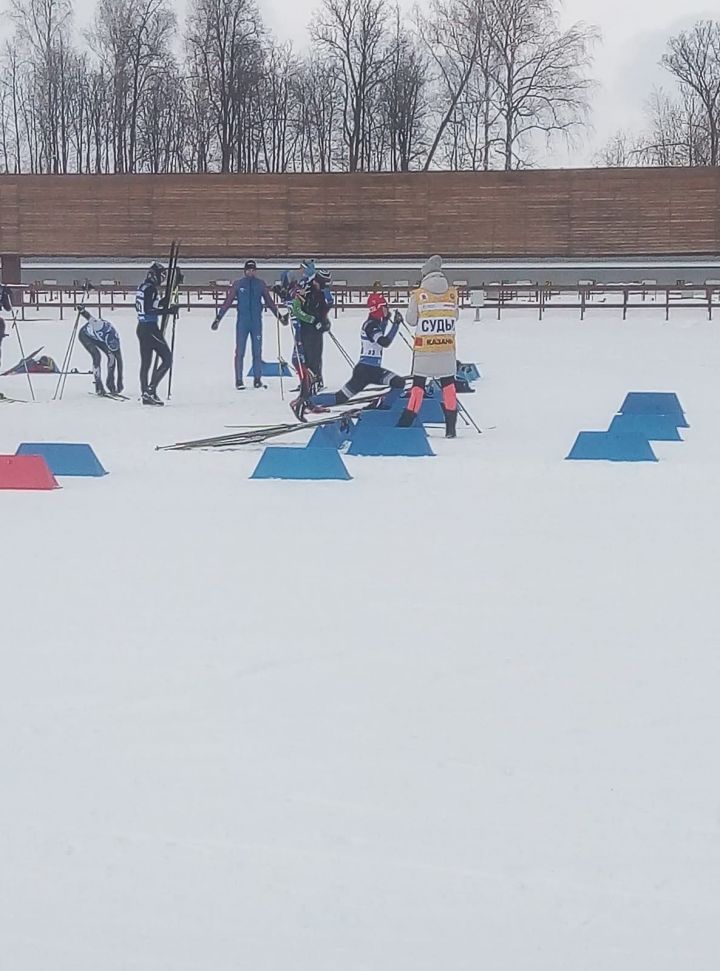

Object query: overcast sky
[66,0,718,166]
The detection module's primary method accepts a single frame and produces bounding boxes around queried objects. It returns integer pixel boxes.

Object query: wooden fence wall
[1,168,719,260]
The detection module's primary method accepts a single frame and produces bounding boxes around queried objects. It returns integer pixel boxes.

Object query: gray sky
[67,0,718,166]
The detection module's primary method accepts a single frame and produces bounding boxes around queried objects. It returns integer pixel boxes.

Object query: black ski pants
[136,322,172,394]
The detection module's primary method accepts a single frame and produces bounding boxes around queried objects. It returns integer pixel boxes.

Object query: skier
[304,268,333,388]
[287,280,318,409]
[135,260,174,405]
[276,259,316,302]
[287,270,333,413]
[211,259,280,389]
[293,307,406,421]
[397,255,459,438]
[367,281,388,323]
[77,307,124,396]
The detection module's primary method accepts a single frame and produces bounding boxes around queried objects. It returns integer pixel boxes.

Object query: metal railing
[8,280,720,322]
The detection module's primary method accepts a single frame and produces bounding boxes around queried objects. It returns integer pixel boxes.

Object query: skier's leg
[397,376,426,426]
[379,368,405,408]
[250,318,263,382]
[312,363,367,407]
[148,329,173,391]
[440,375,458,438]
[115,349,124,393]
[137,324,153,394]
[235,318,250,386]
[105,349,117,393]
[79,330,104,392]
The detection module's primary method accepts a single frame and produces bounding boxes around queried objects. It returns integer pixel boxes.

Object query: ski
[88,392,130,401]
[157,404,371,452]
[0,393,26,403]
[1,346,44,376]
[222,389,392,430]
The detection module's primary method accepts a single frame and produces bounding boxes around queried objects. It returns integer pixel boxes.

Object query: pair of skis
[157,393,388,452]
[89,391,130,401]
[156,240,181,399]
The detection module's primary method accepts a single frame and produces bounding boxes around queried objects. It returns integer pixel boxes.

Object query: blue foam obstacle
[619,392,688,428]
[247,361,292,377]
[251,446,351,480]
[347,424,435,457]
[306,421,353,449]
[16,442,107,476]
[566,431,658,463]
[356,409,401,427]
[608,413,683,442]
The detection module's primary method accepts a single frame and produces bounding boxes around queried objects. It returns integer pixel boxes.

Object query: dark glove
[393,309,404,325]
[278,308,289,326]
[211,317,220,331]
[320,318,331,333]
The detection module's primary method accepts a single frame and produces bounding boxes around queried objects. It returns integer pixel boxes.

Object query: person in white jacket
[397,255,459,437]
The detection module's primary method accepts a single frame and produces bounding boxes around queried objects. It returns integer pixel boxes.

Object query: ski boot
[253,377,266,389]
[142,388,164,406]
[94,381,106,396]
[396,408,416,428]
[236,380,245,390]
[443,406,458,439]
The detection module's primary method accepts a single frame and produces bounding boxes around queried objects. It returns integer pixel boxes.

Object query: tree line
[0,0,597,174]
[600,20,720,168]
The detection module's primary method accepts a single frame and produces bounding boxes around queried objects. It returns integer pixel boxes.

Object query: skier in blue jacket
[211,259,281,389]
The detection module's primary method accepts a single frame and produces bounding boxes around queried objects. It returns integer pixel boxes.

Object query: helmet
[301,258,316,280]
[315,268,332,286]
[147,261,166,285]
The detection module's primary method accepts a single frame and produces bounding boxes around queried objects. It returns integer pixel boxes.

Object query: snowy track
[2,307,719,970]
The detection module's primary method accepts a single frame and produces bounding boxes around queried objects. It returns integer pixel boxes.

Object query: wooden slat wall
[1,169,719,259]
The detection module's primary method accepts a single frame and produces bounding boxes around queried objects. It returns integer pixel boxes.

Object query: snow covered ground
[2,304,720,970]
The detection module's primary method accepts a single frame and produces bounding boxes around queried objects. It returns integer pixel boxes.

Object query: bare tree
[10,0,74,172]
[380,7,428,170]
[292,55,343,171]
[662,20,720,165]
[89,0,176,172]
[596,130,645,167]
[487,0,597,170]
[185,0,262,172]
[415,0,485,170]
[313,0,388,171]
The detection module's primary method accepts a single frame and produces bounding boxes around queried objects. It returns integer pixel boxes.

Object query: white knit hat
[421,255,443,278]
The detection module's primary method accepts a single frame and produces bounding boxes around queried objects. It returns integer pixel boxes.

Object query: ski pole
[54,306,83,400]
[276,314,285,401]
[167,313,178,400]
[10,307,35,402]
[456,396,483,435]
[328,330,354,368]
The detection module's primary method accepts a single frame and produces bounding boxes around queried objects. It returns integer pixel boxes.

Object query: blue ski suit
[215,274,279,383]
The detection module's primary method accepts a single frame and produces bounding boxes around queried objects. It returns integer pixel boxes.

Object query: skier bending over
[135,260,175,406]
[292,307,406,422]
[77,307,124,395]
